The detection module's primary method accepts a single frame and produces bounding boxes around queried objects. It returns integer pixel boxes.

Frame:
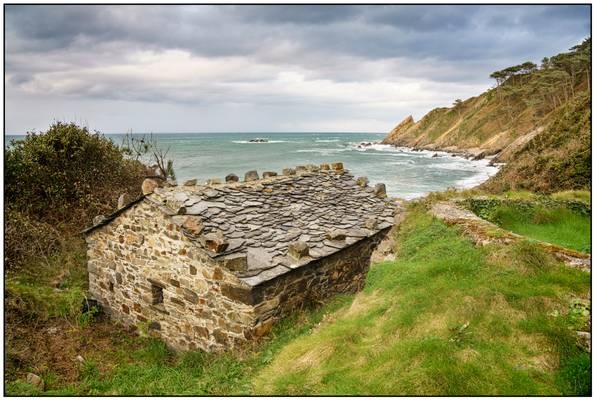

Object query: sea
[5,132,500,200]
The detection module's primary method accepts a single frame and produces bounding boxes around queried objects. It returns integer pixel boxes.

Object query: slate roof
[87,164,398,287]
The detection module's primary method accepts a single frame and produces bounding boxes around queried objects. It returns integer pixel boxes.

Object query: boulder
[262,171,278,178]
[319,163,330,171]
[225,173,239,183]
[183,179,197,186]
[282,168,296,176]
[141,178,160,195]
[244,170,259,182]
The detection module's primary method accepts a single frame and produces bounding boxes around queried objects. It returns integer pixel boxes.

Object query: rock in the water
[244,170,259,182]
[432,153,439,158]
[204,231,229,253]
[262,171,278,178]
[331,162,344,171]
[93,215,106,225]
[117,193,128,209]
[26,373,44,391]
[141,178,160,195]
[288,241,309,260]
[356,176,369,187]
[183,179,197,186]
[374,183,387,198]
[225,174,239,183]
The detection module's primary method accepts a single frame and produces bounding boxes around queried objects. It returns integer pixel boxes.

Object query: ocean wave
[314,139,341,143]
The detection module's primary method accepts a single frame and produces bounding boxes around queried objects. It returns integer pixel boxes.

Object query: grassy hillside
[382,38,591,193]
[482,91,591,193]
[8,194,590,395]
[253,203,591,395]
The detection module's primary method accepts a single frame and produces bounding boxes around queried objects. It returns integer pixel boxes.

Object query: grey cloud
[4,5,591,134]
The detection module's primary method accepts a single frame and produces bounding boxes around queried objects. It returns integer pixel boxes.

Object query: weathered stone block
[182,216,204,235]
[282,168,296,176]
[225,173,239,183]
[262,171,277,178]
[244,170,259,182]
[374,183,387,198]
[183,179,197,186]
[326,229,347,241]
[221,284,254,305]
[319,163,330,170]
[204,232,229,253]
[331,162,344,171]
[288,241,309,260]
[356,176,369,187]
[183,288,199,304]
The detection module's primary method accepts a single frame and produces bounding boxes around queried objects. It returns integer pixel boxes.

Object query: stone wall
[245,228,390,336]
[86,199,390,352]
[86,200,256,352]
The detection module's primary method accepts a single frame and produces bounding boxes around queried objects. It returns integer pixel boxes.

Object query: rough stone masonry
[83,162,397,352]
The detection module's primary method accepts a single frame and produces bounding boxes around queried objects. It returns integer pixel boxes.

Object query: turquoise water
[6,132,499,199]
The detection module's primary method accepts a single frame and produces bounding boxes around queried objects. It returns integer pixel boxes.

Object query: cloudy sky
[5,5,591,134]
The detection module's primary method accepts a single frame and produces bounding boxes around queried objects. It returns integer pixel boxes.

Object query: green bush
[5,122,148,228]
[5,122,149,272]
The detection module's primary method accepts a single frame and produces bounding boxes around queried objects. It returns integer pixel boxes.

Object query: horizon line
[5,131,386,136]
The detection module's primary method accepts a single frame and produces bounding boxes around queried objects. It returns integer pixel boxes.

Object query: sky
[4,4,591,134]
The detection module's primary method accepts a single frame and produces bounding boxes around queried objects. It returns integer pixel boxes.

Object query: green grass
[6,202,591,396]
[487,204,590,253]
[252,205,590,395]
[5,293,353,396]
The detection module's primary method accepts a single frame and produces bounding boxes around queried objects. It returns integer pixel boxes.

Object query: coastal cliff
[382,38,591,192]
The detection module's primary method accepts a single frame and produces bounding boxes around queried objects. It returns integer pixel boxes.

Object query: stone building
[83,163,396,352]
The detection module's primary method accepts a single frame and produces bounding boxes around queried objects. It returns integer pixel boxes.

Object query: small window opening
[109,281,114,292]
[151,284,164,305]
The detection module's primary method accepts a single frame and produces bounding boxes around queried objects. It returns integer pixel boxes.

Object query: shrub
[5,122,150,272]
[5,122,148,229]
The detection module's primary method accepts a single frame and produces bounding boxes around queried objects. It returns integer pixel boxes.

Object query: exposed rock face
[382,115,415,144]
[84,164,397,352]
